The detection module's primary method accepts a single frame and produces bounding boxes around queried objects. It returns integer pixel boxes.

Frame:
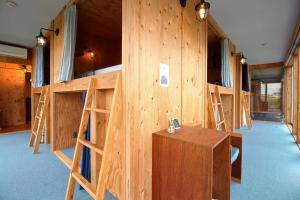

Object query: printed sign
[160,63,169,87]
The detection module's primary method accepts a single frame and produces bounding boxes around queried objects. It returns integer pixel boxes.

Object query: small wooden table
[152,126,231,200]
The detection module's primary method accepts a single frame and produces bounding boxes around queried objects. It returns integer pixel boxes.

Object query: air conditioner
[0,44,28,59]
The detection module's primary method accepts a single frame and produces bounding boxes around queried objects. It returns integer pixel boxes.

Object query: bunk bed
[52,69,122,198]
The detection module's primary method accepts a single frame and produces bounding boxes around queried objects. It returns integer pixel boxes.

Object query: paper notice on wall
[160,63,169,87]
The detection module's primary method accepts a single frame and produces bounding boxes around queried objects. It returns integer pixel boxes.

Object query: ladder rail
[29,86,50,153]
[65,74,122,200]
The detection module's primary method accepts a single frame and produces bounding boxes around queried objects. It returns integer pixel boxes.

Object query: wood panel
[250,62,284,70]
[292,49,299,139]
[53,92,82,150]
[296,48,300,143]
[181,0,207,126]
[123,0,207,199]
[234,56,242,129]
[0,62,27,127]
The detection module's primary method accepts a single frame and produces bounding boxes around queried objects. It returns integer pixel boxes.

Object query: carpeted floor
[1,121,300,200]
[0,131,115,200]
[232,121,300,200]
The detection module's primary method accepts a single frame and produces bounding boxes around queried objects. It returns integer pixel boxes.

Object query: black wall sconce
[36,28,59,46]
[180,0,211,21]
[180,0,187,7]
[232,52,247,64]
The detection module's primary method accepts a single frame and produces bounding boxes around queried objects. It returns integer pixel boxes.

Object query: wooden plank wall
[283,66,292,124]
[0,63,28,127]
[123,0,207,199]
[292,48,299,140]
[234,56,242,129]
[283,47,300,143]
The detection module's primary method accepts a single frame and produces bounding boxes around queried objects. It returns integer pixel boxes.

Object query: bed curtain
[80,91,91,189]
[221,38,232,88]
[33,45,44,87]
[58,4,77,82]
[242,63,250,91]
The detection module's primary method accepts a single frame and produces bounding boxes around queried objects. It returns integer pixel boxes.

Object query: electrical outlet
[73,131,78,138]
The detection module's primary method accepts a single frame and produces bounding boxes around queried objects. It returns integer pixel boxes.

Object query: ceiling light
[36,28,59,46]
[36,31,46,46]
[231,52,247,65]
[6,0,17,8]
[240,54,247,64]
[195,0,211,21]
[88,49,94,57]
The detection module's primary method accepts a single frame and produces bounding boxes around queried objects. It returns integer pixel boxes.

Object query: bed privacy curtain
[33,45,44,87]
[242,63,250,91]
[58,4,77,82]
[221,38,232,88]
[80,91,91,189]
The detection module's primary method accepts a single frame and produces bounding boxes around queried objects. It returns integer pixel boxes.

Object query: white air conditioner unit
[0,44,28,59]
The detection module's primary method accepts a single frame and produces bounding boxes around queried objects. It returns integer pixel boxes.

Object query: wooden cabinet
[152,126,231,200]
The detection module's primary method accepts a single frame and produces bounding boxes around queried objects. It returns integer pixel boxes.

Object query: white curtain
[33,45,44,87]
[58,5,77,82]
[221,38,232,87]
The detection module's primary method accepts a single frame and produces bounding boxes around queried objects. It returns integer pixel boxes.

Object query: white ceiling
[0,0,68,48]
[0,0,299,65]
[211,0,300,65]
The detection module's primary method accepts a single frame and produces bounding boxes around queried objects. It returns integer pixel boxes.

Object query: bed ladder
[65,75,122,200]
[207,85,228,132]
[242,92,252,130]
[29,86,50,154]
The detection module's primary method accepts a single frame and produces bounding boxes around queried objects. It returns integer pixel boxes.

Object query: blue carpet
[232,121,300,200]
[0,131,116,200]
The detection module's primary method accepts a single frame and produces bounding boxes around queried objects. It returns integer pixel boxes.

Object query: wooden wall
[74,31,121,75]
[283,46,300,143]
[123,0,207,199]
[0,62,30,127]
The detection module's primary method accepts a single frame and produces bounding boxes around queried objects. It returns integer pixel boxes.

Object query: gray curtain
[58,5,77,82]
[33,46,44,87]
[221,38,232,87]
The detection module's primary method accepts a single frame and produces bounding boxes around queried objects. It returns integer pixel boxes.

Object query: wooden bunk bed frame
[207,83,243,183]
[52,71,123,199]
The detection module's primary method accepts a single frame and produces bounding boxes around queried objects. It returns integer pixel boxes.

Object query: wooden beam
[250,62,284,70]
[285,13,300,64]
[52,71,120,93]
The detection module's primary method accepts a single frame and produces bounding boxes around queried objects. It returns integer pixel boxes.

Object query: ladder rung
[85,107,110,114]
[32,131,37,136]
[78,138,103,155]
[217,121,225,126]
[54,150,72,170]
[72,172,96,199]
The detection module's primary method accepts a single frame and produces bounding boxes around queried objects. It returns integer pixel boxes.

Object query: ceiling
[0,0,68,48]
[211,0,300,65]
[76,0,122,40]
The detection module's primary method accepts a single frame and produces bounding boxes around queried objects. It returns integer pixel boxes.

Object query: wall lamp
[36,28,59,46]
[232,52,247,64]
[180,0,211,21]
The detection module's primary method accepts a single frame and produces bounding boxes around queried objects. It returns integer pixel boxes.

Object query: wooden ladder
[207,85,228,132]
[242,92,252,130]
[65,75,122,200]
[29,86,50,154]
